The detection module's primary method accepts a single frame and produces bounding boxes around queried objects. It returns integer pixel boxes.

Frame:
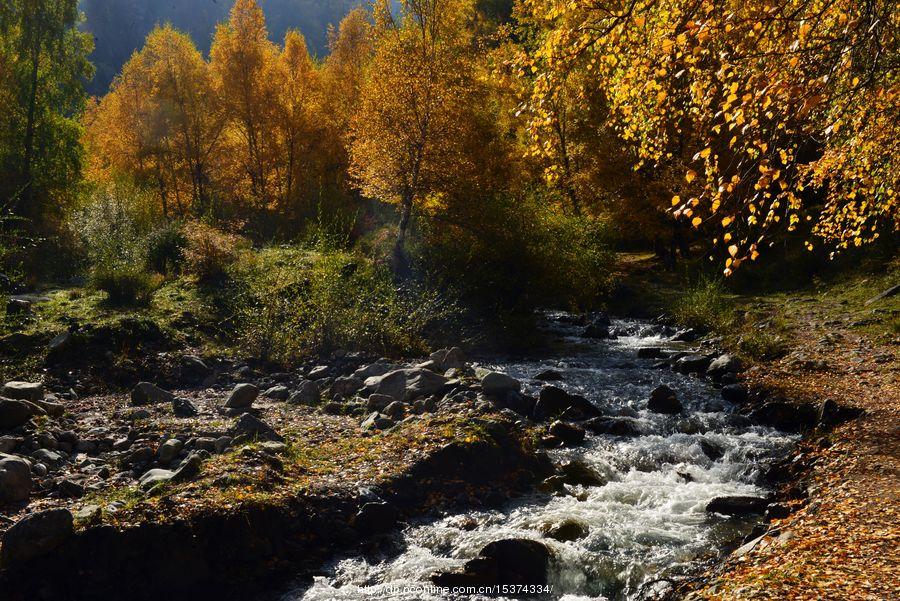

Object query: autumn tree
[210,0,280,208]
[86,25,223,216]
[0,0,93,221]
[350,0,490,254]
[515,0,899,272]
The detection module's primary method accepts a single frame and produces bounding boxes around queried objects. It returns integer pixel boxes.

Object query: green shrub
[91,265,161,306]
[146,222,186,275]
[416,190,615,322]
[672,277,735,333]
[738,327,788,360]
[228,247,456,364]
[183,221,247,283]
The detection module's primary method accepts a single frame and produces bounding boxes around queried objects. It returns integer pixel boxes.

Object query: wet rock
[750,401,817,432]
[429,347,467,372]
[545,519,588,542]
[672,328,698,342]
[673,354,713,375]
[537,475,567,495]
[548,421,585,446]
[0,399,44,430]
[288,380,320,406]
[706,495,769,516]
[534,386,601,421]
[582,322,610,339]
[364,368,447,402]
[560,460,607,487]
[1,381,44,402]
[224,383,259,409]
[0,509,73,567]
[648,385,682,414]
[637,347,666,359]
[0,454,31,503]
[480,372,522,398]
[264,385,290,401]
[354,502,399,535]
[534,369,564,381]
[707,354,743,377]
[229,414,283,442]
[130,382,174,406]
[699,439,725,462]
[721,384,750,404]
[172,397,198,418]
[479,539,550,585]
[583,416,643,437]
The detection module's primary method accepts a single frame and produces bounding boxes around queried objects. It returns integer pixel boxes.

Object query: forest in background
[0,0,897,360]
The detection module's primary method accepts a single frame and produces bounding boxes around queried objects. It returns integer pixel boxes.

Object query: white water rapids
[279,317,796,600]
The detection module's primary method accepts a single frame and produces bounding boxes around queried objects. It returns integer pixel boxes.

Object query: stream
[278,316,797,600]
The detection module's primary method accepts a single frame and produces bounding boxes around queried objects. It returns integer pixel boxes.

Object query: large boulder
[673,354,713,375]
[0,398,45,430]
[533,386,601,421]
[1,381,43,402]
[545,519,589,542]
[139,468,175,490]
[363,368,447,402]
[706,496,769,516]
[224,383,259,409]
[429,347,467,372]
[352,362,400,380]
[0,454,31,503]
[707,354,743,378]
[287,380,320,406]
[560,460,607,487]
[721,384,750,404]
[229,414,283,442]
[330,376,364,398]
[130,382,174,406]
[480,372,522,398]
[432,539,550,589]
[548,421,585,446]
[0,509,73,567]
[648,385,682,414]
[583,416,643,437]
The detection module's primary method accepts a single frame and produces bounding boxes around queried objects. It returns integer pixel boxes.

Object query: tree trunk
[392,192,414,277]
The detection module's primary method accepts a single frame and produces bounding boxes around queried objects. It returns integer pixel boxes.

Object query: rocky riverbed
[0,313,856,600]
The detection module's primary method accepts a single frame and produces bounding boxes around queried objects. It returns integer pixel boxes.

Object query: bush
[91,265,161,306]
[416,190,615,322]
[183,221,247,283]
[228,247,456,364]
[672,277,735,333]
[146,222,186,275]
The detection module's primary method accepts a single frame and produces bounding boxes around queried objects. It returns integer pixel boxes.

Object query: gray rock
[139,468,175,490]
[354,502,399,535]
[360,412,395,431]
[287,380,320,406]
[707,354,743,377]
[157,438,184,464]
[366,393,394,412]
[172,397,198,418]
[307,365,330,380]
[33,399,64,418]
[750,401,817,432]
[560,460,607,487]
[31,448,62,465]
[5,299,31,316]
[180,355,212,381]
[171,451,204,483]
[0,509,73,567]
[648,385,682,414]
[229,414,283,442]
[330,376,364,397]
[130,382,174,406]
[0,399,45,430]
[224,383,259,409]
[429,347,467,372]
[433,539,550,588]
[0,436,22,453]
[352,362,400,380]
[534,387,601,421]
[545,519,588,542]
[0,454,31,503]
[699,439,725,461]
[673,354,713,375]
[382,401,408,419]
[56,479,85,499]
[548,421,585,446]
[721,384,749,404]
[48,331,72,353]
[534,369,564,381]
[1,381,44,402]
[364,368,447,402]
[480,372,521,397]
[264,385,290,401]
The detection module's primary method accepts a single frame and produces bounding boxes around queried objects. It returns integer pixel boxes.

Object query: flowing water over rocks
[280,316,797,600]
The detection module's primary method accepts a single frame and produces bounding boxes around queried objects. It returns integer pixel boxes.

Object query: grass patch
[671,277,735,333]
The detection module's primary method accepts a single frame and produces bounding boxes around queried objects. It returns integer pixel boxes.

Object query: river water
[280,316,796,600]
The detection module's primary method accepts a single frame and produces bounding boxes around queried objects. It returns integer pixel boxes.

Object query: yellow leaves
[728,244,739,257]
[671,195,681,207]
[692,216,703,228]
[722,216,734,227]
[685,169,697,183]
[799,21,811,39]
[695,147,712,160]
[657,90,667,103]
